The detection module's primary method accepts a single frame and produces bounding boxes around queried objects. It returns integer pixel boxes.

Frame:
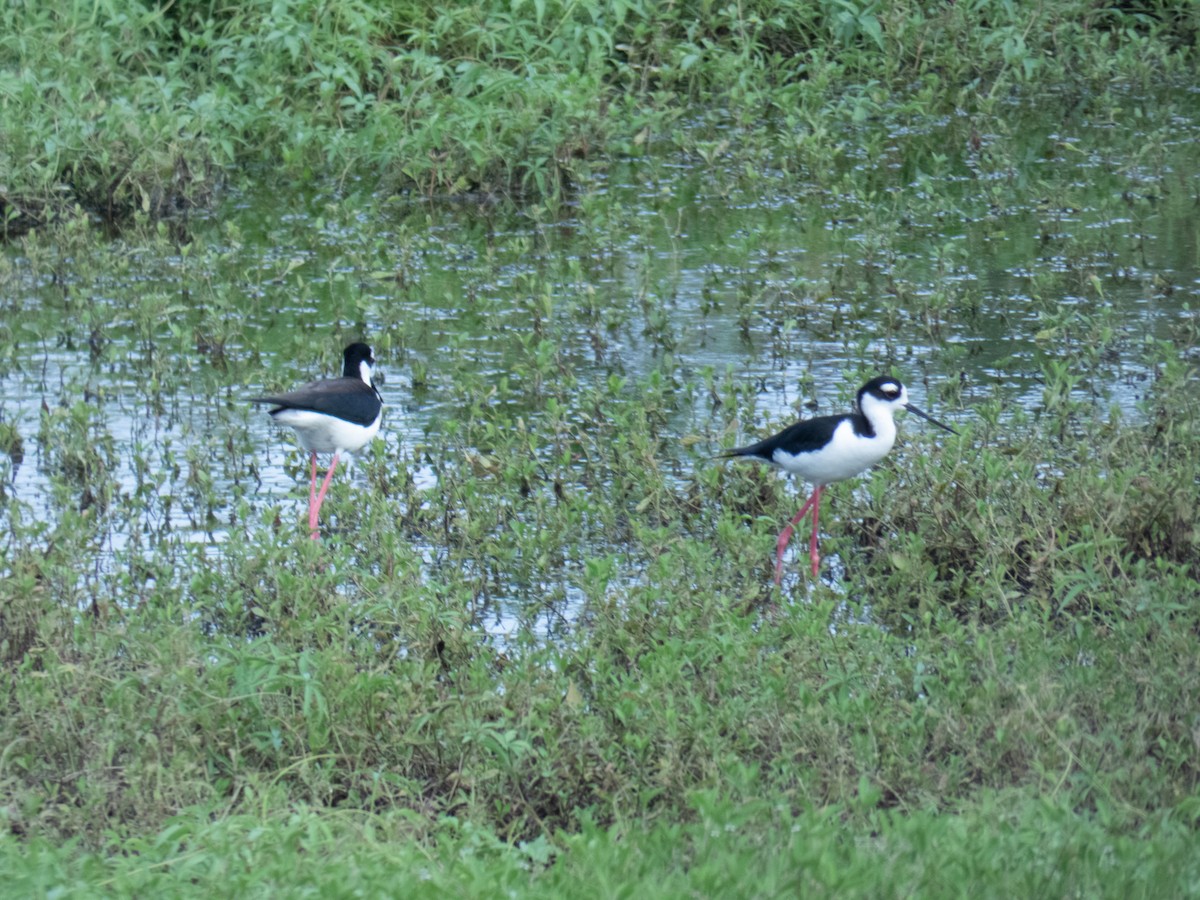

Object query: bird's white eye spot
[882,384,900,397]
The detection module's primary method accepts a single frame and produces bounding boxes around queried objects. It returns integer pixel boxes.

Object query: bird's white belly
[271,408,382,455]
[771,420,895,485]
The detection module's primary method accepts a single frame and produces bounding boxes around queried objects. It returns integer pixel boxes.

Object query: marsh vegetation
[2,0,1199,894]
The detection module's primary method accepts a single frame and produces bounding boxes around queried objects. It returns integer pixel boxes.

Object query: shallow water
[2,88,1198,635]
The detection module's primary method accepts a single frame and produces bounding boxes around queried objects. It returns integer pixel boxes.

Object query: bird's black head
[342,342,376,382]
[859,375,958,434]
[858,376,904,409]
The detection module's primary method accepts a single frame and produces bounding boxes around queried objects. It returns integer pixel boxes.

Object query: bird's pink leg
[774,489,820,585]
[309,452,341,540]
[307,452,319,530]
[808,484,823,577]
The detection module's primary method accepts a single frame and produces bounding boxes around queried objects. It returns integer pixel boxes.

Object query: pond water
[2,87,1198,637]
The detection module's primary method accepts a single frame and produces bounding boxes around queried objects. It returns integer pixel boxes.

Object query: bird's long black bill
[905,403,958,435]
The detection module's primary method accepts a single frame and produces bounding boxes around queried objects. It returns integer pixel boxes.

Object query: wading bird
[720,376,957,583]
[252,342,383,539]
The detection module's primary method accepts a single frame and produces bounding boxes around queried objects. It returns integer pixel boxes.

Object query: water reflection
[2,89,1198,637]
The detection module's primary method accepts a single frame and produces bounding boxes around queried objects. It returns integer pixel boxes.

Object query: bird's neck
[859,399,898,444]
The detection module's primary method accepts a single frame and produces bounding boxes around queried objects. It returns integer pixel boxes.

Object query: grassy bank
[1,0,1196,230]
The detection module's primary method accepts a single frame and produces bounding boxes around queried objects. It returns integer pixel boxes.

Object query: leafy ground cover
[1,0,1196,229]
[1,275,1197,891]
[2,0,1200,894]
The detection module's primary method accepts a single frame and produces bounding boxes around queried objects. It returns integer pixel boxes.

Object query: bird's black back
[719,411,873,462]
[253,378,382,427]
[250,342,382,426]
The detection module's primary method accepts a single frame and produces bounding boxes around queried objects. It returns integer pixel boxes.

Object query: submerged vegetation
[3,0,1200,894]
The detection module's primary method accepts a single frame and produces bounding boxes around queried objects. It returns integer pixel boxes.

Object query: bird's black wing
[718,414,852,462]
[250,377,382,427]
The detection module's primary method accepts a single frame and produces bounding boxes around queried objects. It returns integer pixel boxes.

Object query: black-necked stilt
[251,342,383,539]
[720,376,957,583]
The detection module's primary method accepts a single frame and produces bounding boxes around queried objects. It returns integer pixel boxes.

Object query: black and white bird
[720,376,957,583]
[251,342,383,538]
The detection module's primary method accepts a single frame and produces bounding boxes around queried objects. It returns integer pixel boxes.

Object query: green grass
[3,797,1199,896]
[3,0,1200,892]
[1,0,1196,228]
